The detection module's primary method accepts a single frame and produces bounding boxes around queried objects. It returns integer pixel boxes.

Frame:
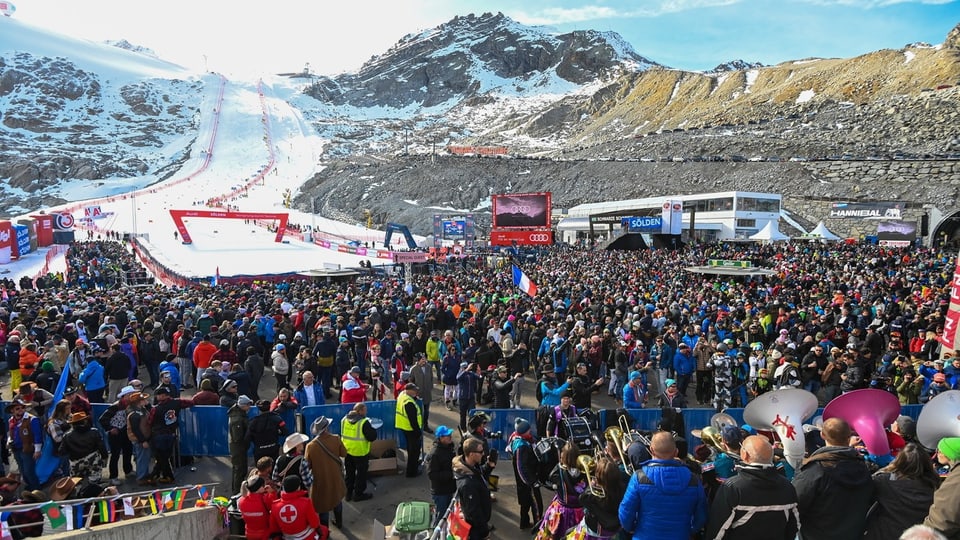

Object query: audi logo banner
[489,229,553,246]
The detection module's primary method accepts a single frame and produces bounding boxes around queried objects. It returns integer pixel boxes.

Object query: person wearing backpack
[508,418,542,530]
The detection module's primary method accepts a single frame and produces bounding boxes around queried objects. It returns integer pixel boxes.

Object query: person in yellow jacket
[395,383,423,478]
[341,402,378,501]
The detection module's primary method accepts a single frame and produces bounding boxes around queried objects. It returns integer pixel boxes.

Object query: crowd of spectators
[0,238,955,538]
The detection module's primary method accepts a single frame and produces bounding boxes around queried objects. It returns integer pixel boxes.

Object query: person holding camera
[460,412,499,489]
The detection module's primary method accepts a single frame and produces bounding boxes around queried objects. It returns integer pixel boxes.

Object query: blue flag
[36,361,71,483]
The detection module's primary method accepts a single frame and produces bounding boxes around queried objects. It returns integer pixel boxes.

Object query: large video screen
[442,219,465,239]
[492,192,551,229]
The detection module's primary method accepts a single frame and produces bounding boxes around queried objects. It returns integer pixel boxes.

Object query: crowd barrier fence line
[0,402,924,459]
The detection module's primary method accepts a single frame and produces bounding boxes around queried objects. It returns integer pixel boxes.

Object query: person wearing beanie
[269,475,327,540]
[508,417,543,530]
[340,402,376,502]
[35,360,57,393]
[228,395,255,494]
[924,437,960,537]
[192,378,221,405]
[238,473,279,540]
[302,415,347,529]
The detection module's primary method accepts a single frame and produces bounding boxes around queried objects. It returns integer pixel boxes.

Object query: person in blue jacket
[673,343,696,398]
[619,431,708,540]
[538,369,570,407]
[78,345,107,403]
[158,354,181,390]
[622,370,646,409]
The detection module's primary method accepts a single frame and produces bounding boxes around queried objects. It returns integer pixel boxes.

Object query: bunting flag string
[122,497,135,517]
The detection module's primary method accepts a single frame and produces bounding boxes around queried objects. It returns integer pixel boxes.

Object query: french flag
[512,264,538,298]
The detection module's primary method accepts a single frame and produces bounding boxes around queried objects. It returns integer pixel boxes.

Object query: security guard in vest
[396,382,424,477]
[341,402,378,501]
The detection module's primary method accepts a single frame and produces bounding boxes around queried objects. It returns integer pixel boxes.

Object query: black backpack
[535,405,553,439]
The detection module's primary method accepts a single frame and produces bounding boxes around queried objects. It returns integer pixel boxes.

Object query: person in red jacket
[270,475,328,540]
[339,366,367,404]
[238,475,279,540]
[192,334,218,389]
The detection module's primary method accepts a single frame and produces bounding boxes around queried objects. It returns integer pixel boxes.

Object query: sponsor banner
[393,252,429,263]
[15,224,30,256]
[621,216,662,232]
[0,222,11,250]
[492,192,551,229]
[829,202,904,220]
[489,228,553,246]
[54,212,75,231]
[707,259,752,268]
[940,253,960,350]
[84,205,104,219]
[662,200,683,235]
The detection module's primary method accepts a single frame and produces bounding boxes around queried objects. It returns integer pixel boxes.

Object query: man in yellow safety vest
[341,402,378,501]
[395,383,423,478]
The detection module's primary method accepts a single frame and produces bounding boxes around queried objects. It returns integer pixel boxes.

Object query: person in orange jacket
[270,475,328,540]
[19,342,40,380]
[238,475,279,540]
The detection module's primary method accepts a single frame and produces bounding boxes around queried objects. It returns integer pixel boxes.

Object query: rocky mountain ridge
[1,13,959,229]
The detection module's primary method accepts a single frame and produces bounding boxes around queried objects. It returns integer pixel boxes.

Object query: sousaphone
[917,390,960,450]
[823,389,900,456]
[743,389,818,470]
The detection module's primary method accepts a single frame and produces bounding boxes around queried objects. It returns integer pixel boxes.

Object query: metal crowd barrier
[4,402,924,458]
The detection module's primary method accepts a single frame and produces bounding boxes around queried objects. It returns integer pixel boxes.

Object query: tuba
[743,389,818,471]
[916,390,960,449]
[577,454,605,498]
[691,425,724,454]
[823,389,901,456]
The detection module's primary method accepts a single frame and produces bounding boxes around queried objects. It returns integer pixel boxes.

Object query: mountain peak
[707,59,765,73]
[305,12,658,109]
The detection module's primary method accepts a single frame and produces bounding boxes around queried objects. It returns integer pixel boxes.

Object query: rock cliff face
[303,12,657,109]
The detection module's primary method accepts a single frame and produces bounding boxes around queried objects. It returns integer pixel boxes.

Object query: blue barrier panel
[467,408,537,454]
[301,401,398,442]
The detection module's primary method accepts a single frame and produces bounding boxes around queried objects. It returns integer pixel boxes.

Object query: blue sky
[10,0,959,77]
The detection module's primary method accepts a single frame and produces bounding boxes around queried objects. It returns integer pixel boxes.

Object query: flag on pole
[42,503,66,529]
[122,497,135,516]
[149,492,161,514]
[36,360,71,484]
[211,266,220,287]
[162,491,173,511]
[511,265,537,298]
[196,485,210,501]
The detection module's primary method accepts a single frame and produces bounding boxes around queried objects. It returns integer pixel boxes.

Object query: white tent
[808,221,841,241]
[750,220,790,242]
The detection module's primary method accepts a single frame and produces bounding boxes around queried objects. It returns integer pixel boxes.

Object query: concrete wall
[44,507,225,540]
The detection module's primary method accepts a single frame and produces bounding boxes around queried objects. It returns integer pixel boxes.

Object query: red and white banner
[489,229,553,246]
[940,252,960,351]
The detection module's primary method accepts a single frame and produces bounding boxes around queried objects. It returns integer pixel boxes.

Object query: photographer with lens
[459,411,500,499]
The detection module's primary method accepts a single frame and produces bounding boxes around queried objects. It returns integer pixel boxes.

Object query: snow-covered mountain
[1,12,959,220]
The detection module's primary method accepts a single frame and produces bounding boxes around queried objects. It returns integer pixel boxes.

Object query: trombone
[576,454,605,498]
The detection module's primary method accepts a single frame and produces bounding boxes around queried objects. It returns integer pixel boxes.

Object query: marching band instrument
[744,389,818,471]
[604,426,632,474]
[576,454,605,498]
[711,412,738,432]
[619,414,652,449]
[691,425,724,454]
[823,388,900,456]
[917,390,960,449]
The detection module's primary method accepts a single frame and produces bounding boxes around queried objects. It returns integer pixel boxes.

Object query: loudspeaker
[920,214,929,236]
